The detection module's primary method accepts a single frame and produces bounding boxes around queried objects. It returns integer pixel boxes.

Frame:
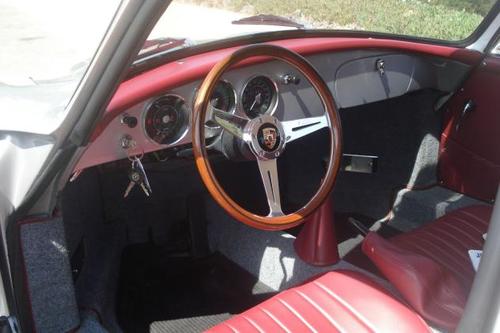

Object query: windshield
[142,0,498,57]
[0,0,120,134]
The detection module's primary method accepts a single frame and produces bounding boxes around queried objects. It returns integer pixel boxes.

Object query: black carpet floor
[116,245,276,333]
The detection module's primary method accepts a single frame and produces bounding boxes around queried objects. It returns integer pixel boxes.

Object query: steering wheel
[192,44,342,230]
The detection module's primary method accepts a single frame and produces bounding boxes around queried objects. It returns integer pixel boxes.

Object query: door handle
[455,99,475,132]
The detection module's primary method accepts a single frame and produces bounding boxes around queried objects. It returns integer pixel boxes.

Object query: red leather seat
[207,270,430,333]
[363,205,492,331]
[390,205,491,291]
[210,205,492,333]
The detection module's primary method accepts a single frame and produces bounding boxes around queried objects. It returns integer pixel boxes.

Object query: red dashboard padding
[363,205,492,331]
[207,270,430,333]
[92,37,481,141]
[439,56,500,202]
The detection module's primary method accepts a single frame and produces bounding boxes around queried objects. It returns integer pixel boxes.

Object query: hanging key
[132,156,152,196]
[123,168,141,198]
[123,157,152,198]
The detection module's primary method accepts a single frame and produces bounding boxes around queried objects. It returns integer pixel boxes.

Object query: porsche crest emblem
[262,127,278,150]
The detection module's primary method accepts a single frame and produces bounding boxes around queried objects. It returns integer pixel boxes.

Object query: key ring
[127,149,144,161]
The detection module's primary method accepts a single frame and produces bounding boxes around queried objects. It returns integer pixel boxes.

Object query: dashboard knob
[281,74,300,85]
[121,114,138,128]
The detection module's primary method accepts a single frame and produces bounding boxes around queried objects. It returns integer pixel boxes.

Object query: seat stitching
[445,215,483,234]
[459,210,489,226]
[406,235,468,274]
[404,235,469,280]
[419,229,470,263]
[401,235,469,283]
[434,219,483,247]
[225,322,239,333]
[260,307,291,333]
[277,297,318,333]
[428,217,483,243]
[426,225,475,260]
[389,238,467,312]
[293,289,344,333]
[242,315,264,333]
[416,231,474,279]
[313,281,375,333]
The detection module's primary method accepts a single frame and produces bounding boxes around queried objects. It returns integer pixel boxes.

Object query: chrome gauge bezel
[240,74,279,119]
[142,93,190,146]
[196,79,238,130]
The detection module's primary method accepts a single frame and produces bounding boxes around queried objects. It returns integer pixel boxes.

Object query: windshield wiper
[232,14,305,29]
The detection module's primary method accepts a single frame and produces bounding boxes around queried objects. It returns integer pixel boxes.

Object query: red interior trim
[91,37,482,141]
[439,56,500,202]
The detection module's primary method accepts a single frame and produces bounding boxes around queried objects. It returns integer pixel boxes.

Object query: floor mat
[336,212,401,277]
[116,245,276,333]
[388,185,484,232]
[150,314,231,333]
[333,89,442,221]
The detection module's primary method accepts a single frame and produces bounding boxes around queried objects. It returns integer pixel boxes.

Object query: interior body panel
[76,45,472,171]
[439,56,500,202]
[6,10,500,331]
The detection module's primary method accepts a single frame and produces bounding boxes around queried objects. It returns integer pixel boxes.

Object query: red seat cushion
[363,205,492,331]
[391,205,491,292]
[207,270,430,333]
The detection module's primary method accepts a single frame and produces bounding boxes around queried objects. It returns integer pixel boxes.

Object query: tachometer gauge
[206,80,236,128]
[144,95,189,145]
[241,75,278,119]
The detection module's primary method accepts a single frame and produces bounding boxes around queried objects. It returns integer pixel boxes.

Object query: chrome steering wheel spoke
[282,114,328,143]
[256,158,284,217]
[212,108,249,140]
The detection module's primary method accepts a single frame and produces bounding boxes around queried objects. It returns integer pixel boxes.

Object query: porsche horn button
[257,124,280,152]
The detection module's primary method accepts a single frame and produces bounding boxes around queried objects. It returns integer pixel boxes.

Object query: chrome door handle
[455,99,475,132]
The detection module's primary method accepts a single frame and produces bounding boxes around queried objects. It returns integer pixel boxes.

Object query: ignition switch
[121,134,137,150]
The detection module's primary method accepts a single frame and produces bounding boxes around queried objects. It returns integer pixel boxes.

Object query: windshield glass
[0,0,120,134]
[143,0,498,57]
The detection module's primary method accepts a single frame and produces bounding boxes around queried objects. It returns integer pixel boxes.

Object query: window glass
[0,0,120,133]
[142,0,498,58]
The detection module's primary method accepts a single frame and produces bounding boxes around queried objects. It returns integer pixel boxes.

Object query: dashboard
[74,40,473,171]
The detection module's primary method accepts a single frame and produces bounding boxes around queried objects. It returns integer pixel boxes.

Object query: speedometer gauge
[241,75,278,119]
[144,95,189,145]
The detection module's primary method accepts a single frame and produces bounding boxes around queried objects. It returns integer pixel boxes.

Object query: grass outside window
[184,0,497,41]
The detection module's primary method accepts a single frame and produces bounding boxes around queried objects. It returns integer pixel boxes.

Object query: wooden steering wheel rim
[192,44,342,230]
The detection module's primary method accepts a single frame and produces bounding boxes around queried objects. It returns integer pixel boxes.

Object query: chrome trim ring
[204,79,238,129]
[240,74,279,119]
[142,93,190,146]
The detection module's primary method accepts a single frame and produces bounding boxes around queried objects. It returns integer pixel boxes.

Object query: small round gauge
[206,80,236,128]
[144,95,189,145]
[241,75,278,119]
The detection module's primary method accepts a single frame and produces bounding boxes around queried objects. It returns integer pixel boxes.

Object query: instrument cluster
[74,73,283,171]
[142,75,279,146]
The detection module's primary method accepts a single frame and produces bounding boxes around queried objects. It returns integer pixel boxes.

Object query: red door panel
[439,57,500,202]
